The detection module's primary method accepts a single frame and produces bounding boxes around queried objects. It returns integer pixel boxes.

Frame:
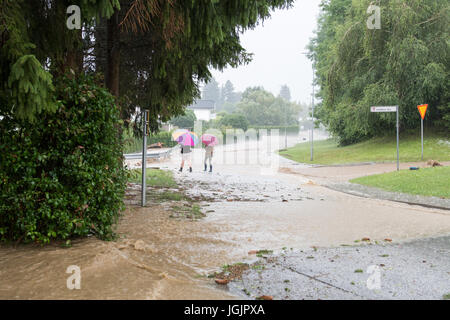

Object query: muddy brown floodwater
[1,133,450,299]
[0,205,241,299]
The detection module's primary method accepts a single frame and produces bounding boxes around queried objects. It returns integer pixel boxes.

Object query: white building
[187,100,216,121]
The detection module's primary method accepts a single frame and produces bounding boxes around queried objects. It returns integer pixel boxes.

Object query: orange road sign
[417,104,428,120]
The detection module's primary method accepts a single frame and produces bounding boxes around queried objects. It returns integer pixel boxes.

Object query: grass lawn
[350,166,450,198]
[127,168,177,188]
[279,133,450,165]
[126,168,205,218]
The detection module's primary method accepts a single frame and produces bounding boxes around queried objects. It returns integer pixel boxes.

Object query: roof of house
[187,99,215,110]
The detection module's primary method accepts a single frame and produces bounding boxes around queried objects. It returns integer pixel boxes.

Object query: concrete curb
[325,182,450,211]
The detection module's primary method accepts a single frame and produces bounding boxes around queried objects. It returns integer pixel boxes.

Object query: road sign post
[421,117,423,160]
[371,106,399,171]
[141,110,148,207]
[311,94,314,161]
[396,106,399,171]
[417,104,428,161]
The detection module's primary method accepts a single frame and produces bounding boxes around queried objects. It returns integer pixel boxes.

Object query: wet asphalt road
[227,235,450,300]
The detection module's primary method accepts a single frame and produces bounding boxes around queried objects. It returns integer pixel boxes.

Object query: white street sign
[370,106,398,112]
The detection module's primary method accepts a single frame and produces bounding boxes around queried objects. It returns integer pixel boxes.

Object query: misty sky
[211,0,322,104]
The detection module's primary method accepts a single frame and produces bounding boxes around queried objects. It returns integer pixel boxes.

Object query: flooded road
[1,132,449,299]
[0,205,240,299]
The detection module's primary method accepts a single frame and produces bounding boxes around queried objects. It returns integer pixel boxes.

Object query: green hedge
[249,125,300,134]
[0,75,127,244]
[149,131,177,148]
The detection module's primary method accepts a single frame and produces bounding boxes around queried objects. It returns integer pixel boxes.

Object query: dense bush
[248,125,300,134]
[0,76,127,244]
[148,131,177,148]
[123,129,177,153]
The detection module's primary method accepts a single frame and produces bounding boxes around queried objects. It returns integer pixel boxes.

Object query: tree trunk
[65,29,84,75]
[55,1,83,77]
[106,11,120,97]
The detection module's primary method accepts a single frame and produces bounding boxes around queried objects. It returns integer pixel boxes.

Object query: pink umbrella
[175,132,198,146]
[201,134,218,146]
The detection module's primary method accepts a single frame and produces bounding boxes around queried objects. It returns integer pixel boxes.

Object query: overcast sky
[210,0,322,105]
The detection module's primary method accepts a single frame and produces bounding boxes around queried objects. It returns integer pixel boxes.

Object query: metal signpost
[421,116,423,160]
[141,110,148,207]
[284,110,288,149]
[311,68,314,162]
[417,104,428,161]
[300,52,315,161]
[371,106,399,171]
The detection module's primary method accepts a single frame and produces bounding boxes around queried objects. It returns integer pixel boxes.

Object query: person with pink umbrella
[173,131,198,173]
[201,134,217,173]
[180,144,193,173]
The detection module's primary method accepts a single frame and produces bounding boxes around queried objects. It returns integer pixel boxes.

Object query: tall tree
[219,80,242,112]
[202,77,221,103]
[279,85,291,101]
[106,10,120,97]
[0,0,119,121]
[1,0,296,127]
[222,80,236,103]
[236,87,301,126]
[97,0,295,132]
[309,0,449,145]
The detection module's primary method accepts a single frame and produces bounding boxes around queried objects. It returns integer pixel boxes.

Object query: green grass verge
[127,168,177,188]
[126,168,208,219]
[279,134,450,165]
[350,166,450,198]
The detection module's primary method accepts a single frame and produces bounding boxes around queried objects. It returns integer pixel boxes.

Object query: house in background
[187,100,216,121]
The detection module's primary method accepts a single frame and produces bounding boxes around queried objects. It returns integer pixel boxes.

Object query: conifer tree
[0,0,120,121]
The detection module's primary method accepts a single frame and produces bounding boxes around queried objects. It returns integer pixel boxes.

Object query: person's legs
[207,155,212,172]
[187,154,192,172]
[180,152,187,171]
[179,159,184,171]
[204,154,208,171]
